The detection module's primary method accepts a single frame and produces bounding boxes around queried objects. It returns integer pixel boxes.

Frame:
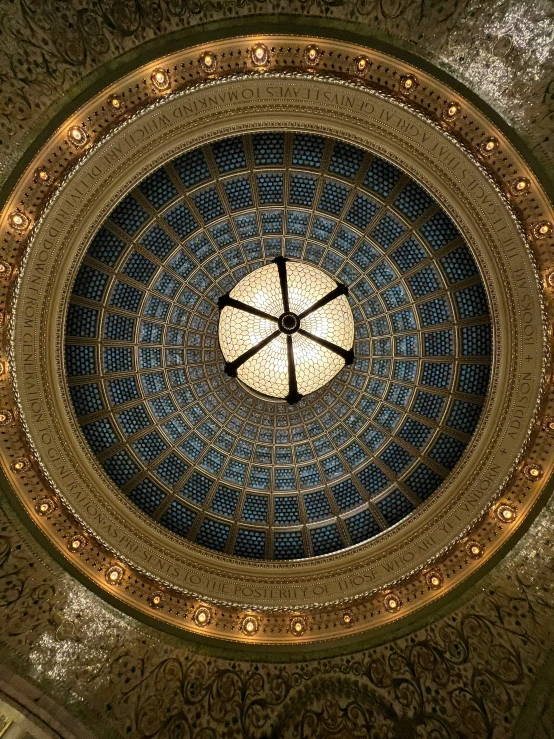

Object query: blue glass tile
[110,281,143,313]
[286,211,309,235]
[274,495,300,525]
[104,313,135,341]
[292,134,325,168]
[249,466,271,489]
[377,490,414,525]
[66,304,97,337]
[181,434,206,461]
[322,455,344,480]
[138,167,178,208]
[128,477,165,516]
[160,500,195,537]
[394,181,433,221]
[390,236,427,273]
[107,376,139,405]
[304,490,332,521]
[222,460,246,485]
[375,405,400,430]
[109,196,149,236]
[103,346,133,373]
[257,172,283,204]
[132,430,167,463]
[311,524,343,556]
[380,443,413,474]
[144,296,170,319]
[240,493,267,523]
[299,464,321,488]
[333,227,358,255]
[65,345,96,376]
[461,325,492,356]
[172,149,210,187]
[447,399,483,434]
[122,251,157,284]
[393,360,417,382]
[209,486,239,518]
[234,529,265,559]
[424,330,454,356]
[458,364,490,395]
[391,309,416,331]
[364,157,401,196]
[70,383,103,415]
[421,361,452,388]
[398,418,433,450]
[141,372,166,396]
[332,479,363,511]
[72,264,108,301]
[323,251,344,274]
[212,137,246,172]
[430,433,466,470]
[289,172,317,206]
[88,227,125,266]
[162,415,188,442]
[370,213,406,249]
[346,508,381,544]
[116,404,151,436]
[273,531,304,560]
[224,177,253,210]
[455,284,489,319]
[103,450,140,487]
[329,141,365,178]
[386,384,412,407]
[369,261,396,287]
[440,244,478,283]
[261,211,283,234]
[154,272,180,297]
[358,463,390,495]
[252,132,284,164]
[318,180,350,216]
[310,217,335,243]
[352,240,380,270]
[275,468,296,491]
[420,210,459,249]
[419,296,451,326]
[153,453,187,487]
[186,233,214,261]
[395,335,418,356]
[405,464,443,500]
[140,225,175,259]
[373,338,392,356]
[196,518,230,551]
[82,417,118,453]
[192,187,224,222]
[163,203,198,239]
[413,390,445,420]
[407,266,442,297]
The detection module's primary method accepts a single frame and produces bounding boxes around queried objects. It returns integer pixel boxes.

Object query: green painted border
[1,16,554,661]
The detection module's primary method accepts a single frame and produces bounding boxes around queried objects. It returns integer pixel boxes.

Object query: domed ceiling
[64,132,491,561]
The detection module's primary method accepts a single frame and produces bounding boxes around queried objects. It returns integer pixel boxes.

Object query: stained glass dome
[64,132,491,561]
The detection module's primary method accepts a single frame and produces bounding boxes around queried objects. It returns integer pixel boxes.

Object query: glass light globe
[218,258,354,403]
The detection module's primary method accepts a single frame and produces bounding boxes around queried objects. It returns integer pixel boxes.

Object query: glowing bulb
[152,595,161,605]
[255,47,265,60]
[246,620,254,631]
[151,69,170,91]
[35,167,50,183]
[0,414,6,423]
[485,140,496,151]
[251,44,269,66]
[197,611,206,623]
[471,544,481,556]
[40,503,49,513]
[357,59,366,70]
[108,95,122,109]
[534,222,552,239]
[512,178,530,195]
[0,265,5,273]
[388,598,397,608]
[71,538,82,549]
[548,421,554,431]
[343,614,351,624]
[8,211,29,231]
[14,461,25,470]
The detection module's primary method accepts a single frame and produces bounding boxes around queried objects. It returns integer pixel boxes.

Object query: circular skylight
[63,131,492,561]
[218,259,354,402]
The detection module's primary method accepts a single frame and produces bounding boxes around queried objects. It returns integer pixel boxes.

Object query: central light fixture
[218,258,354,404]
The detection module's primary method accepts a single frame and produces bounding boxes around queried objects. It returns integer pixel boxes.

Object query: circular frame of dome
[2,35,553,648]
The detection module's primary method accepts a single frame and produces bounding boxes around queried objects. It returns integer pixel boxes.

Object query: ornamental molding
[1,36,553,646]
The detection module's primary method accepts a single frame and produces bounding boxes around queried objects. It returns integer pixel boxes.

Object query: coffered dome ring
[3,37,553,646]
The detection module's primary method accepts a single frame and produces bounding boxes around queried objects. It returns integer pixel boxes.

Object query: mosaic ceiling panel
[64,132,491,561]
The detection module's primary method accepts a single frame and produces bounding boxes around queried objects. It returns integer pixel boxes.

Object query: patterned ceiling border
[1,35,553,647]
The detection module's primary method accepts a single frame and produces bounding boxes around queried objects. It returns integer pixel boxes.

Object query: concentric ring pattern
[64,132,492,561]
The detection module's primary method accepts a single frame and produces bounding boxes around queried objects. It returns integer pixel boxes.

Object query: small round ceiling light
[384,593,402,612]
[524,464,543,481]
[290,615,307,636]
[251,43,269,67]
[304,44,321,66]
[0,411,12,425]
[68,534,86,551]
[443,102,461,120]
[218,257,354,404]
[466,540,484,559]
[35,497,55,516]
[106,565,124,585]
[534,222,552,239]
[34,167,51,184]
[8,210,30,231]
[495,503,517,523]
[200,51,217,73]
[354,56,370,75]
[241,615,259,635]
[400,74,418,93]
[151,68,170,91]
[107,94,123,110]
[511,177,530,195]
[426,571,443,590]
[193,606,212,627]
[150,592,164,607]
[480,137,499,156]
[342,610,354,626]
[67,125,88,148]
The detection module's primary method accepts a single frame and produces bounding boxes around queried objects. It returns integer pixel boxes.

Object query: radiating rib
[224,329,281,376]
[274,255,290,313]
[286,334,302,405]
[218,293,278,323]
[298,328,354,364]
[297,282,349,320]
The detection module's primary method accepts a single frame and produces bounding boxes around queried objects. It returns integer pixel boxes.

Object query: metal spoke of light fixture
[218,257,355,404]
